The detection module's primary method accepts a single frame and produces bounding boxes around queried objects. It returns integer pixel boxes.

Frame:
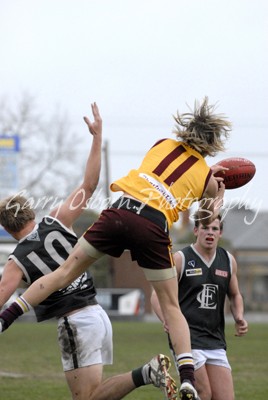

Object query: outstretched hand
[83,102,102,137]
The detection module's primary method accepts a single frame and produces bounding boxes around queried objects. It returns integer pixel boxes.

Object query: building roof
[222,207,268,250]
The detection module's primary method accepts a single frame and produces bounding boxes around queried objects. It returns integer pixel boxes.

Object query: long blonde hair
[173,97,231,157]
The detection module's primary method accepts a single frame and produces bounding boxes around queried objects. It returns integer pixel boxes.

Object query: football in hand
[214,157,256,189]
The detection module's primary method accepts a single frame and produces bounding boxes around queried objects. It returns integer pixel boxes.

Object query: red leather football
[214,157,256,189]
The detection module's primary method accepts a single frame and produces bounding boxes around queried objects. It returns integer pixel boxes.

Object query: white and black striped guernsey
[178,245,232,350]
[9,216,97,322]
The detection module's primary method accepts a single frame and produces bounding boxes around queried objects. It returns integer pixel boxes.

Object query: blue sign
[0,135,20,152]
[0,134,20,197]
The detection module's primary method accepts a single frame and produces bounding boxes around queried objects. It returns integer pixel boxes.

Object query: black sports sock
[179,364,195,385]
[132,367,146,387]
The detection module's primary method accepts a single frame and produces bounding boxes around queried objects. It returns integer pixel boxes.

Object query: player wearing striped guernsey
[0,103,114,399]
[0,103,178,400]
[0,97,231,400]
[111,139,212,228]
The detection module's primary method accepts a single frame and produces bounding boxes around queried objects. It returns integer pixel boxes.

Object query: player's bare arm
[50,102,102,228]
[197,174,225,223]
[228,256,248,337]
[0,260,24,308]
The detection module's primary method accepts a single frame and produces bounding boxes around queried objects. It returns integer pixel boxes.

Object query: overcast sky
[0,0,267,214]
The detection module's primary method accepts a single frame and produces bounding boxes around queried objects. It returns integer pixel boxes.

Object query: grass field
[0,320,267,400]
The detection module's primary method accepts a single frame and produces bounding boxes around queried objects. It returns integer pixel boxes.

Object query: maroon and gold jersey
[111,139,212,227]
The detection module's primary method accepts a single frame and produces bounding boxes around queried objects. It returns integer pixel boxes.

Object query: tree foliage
[0,93,105,214]
[0,94,86,203]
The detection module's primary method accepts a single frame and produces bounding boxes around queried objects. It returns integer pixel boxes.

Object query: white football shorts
[57,304,113,371]
[192,349,231,371]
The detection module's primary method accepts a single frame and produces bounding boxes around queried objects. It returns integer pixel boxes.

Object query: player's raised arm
[50,102,102,228]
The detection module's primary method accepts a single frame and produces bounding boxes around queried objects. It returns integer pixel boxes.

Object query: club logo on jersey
[185,259,202,276]
[215,269,228,278]
[188,260,196,268]
[27,231,40,241]
[197,284,218,309]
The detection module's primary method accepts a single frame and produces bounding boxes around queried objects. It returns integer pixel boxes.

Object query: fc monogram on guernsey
[197,284,219,309]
